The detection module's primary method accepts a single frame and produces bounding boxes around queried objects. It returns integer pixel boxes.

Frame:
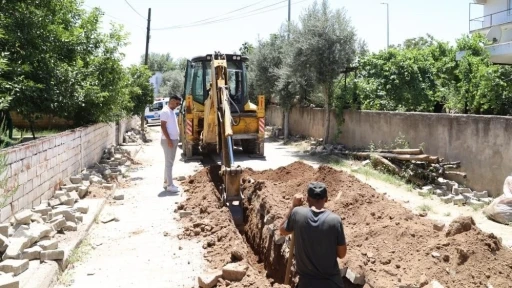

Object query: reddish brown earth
[177,161,512,288]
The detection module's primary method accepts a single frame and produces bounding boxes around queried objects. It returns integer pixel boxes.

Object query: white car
[144,98,179,125]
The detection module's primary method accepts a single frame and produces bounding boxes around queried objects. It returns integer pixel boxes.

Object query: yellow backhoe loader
[178,52,265,228]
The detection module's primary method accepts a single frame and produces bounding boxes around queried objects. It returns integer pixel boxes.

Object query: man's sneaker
[166,185,179,193]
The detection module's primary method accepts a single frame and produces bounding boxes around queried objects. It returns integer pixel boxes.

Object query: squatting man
[160,95,182,193]
[280,182,347,288]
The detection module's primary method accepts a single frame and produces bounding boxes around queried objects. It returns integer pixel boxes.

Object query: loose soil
[177,161,512,288]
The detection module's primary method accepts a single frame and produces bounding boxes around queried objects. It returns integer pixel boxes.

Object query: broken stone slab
[11,226,38,247]
[28,223,52,239]
[11,210,33,225]
[474,191,488,199]
[78,186,88,198]
[48,199,61,208]
[54,191,66,198]
[426,280,445,288]
[0,274,19,288]
[40,249,64,261]
[60,185,79,192]
[345,268,366,285]
[22,246,42,261]
[113,192,124,201]
[422,185,434,193]
[50,208,76,223]
[198,270,222,288]
[102,184,116,191]
[74,202,89,214]
[62,222,77,232]
[69,176,82,185]
[468,199,485,209]
[100,213,117,224]
[2,237,30,260]
[36,239,58,251]
[222,262,248,282]
[0,235,9,253]
[62,198,75,207]
[453,195,466,206]
[417,189,431,197]
[452,187,471,196]
[49,218,66,231]
[66,191,80,203]
[31,205,51,217]
[0,224,9,238]
[89,176,103,184]
[480,197,493,205]
[81,172,90,181]
[76,214,83,223]
[434,189,446,197]
[433,222,445,232]
[0,260,28,276]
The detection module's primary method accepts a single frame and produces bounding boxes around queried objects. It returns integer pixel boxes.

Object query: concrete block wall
[265,106,512,197]
[0,116,138,223]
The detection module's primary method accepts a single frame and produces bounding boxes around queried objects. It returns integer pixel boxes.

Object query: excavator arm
[204,52,244,228]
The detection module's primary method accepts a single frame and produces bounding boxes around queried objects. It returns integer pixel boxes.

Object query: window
[191,63,204,103]
[227,61,244,105]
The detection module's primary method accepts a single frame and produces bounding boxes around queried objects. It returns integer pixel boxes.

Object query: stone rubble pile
[0,145,131,284]
[417,178,493,209]
[124,128,150,144]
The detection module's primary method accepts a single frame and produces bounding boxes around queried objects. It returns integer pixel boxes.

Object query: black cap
[307,182,327,200]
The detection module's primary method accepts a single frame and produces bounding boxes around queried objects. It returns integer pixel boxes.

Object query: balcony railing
[470,8,512,32]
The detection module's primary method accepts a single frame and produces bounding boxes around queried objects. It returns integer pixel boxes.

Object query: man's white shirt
[160,106,180,140]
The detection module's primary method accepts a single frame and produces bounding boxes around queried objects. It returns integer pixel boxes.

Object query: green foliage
[239,42,254,57]
[141,52,177,73]
[127,65,154,116]
[158,70,185,98]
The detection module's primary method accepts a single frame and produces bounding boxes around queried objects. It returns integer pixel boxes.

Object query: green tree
[239,42,255,56]
[291,0,357,144]
[142,52,177,73]
[158,70,185,98]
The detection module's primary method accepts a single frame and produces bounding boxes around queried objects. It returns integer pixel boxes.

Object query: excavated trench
[180,161,512,288]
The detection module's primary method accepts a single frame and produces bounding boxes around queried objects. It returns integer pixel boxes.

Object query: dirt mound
[178,161,512,288]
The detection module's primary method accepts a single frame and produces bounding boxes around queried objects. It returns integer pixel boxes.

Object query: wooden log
[371,155,402,175]
[343,152,440,164]
[372,148,423,155]
[440,161,461,167]
[444,171,467,178]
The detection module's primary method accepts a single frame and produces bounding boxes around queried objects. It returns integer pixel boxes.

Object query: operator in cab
[279,182,347,288]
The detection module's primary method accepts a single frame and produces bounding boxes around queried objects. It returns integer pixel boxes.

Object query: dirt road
[53,126,512,288]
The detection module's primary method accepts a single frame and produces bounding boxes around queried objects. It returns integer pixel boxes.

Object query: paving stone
[417,189,431,197]
[222,263,248,282]
[474,191,488,199]
[50,208,76,222]
[0,224,9,238]
[434,189,446,197]
[452,187,471,196]
[345,268,366,285]
[0,260,28,276]
[40,249,64,261]
[54,191,66,198]
[198,270,222,288]
[74,202,89,214]
[62,221,77,232]
[48,199,61,208]
[69,176,82,185]
[422,185,434,193]
[36,240,58,251]
[67,191,80,202]
[468,199,485,209]
[113,192,124,201]
[21,246,42,260]
[76,214,83,223]
[49,218,66,231]
[480,197,493,205]
[453,195,466,206]
[28,223,52,239]
[462,193,476,202]
[12,211,33,225]
[31,206,51,217]
[62,198,75,207]
[78,186,88,198]
[11,226,38,247]
[102,184,116,191]
[0,274,19,288]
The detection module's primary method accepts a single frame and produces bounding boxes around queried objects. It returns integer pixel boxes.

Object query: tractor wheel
[241,139,257,154]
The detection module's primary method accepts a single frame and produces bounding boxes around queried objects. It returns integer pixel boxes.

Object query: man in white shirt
[160,95,182,193]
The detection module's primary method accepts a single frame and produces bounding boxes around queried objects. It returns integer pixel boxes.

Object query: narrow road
[54,126,512,288]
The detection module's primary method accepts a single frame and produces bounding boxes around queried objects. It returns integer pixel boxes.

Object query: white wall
[482,0,512,27]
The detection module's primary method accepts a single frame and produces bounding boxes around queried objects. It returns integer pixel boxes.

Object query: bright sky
[82,0,483,67]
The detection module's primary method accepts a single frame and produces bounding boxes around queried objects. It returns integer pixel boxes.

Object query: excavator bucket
[220,166,244,228]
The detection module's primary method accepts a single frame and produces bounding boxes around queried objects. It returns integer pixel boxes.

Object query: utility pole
[141,8,151,132]
[381,3,389,49]
[287,0,291,39]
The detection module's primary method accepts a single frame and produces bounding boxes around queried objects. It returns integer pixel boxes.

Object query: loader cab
[184,54,250,113]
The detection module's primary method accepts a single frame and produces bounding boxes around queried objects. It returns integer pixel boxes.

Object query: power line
[123,0,147,21]
[83,4,146,30]
[152,0,309,31]
[185,0,273,26]
[152,0,289,31]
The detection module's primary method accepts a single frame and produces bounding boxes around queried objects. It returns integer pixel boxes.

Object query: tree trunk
[323,86,330,145]
[281,110,285,136]
[283,109,289,140]
[29,121,36,140]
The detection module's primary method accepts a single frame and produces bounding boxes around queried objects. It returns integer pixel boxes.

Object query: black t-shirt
[285,206,346,288]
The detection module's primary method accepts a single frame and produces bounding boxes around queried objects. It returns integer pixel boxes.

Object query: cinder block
[27,167,36,180]
[0,206,12,224]
[11,162,22,176]
[23,180,33,196]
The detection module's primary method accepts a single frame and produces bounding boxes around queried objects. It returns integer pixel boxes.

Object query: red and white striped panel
[186,119,193,135]
[258,118,265,134]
